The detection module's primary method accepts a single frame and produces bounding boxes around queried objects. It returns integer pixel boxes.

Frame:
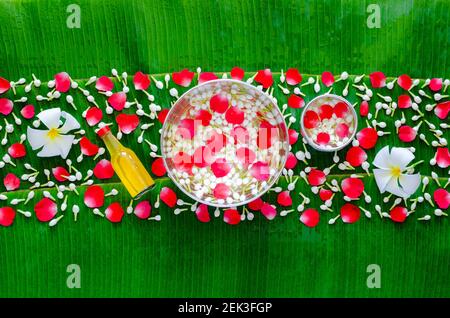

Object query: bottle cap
[97,126,111,138]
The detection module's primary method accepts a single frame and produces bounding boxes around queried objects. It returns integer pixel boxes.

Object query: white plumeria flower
[372,146,421,198]
[27,108,80,159]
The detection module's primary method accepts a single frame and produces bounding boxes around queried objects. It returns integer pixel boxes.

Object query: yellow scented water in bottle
[97,126,154,198]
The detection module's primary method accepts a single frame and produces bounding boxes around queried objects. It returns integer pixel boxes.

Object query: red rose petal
[231,126,250,145]
[116,113,139,134]
[285,68,302,85]
[285,152,297,170]
[303,110,320,129]
[359,101,369,117]
[398,74,412,90]
[433,188,450,210]
[198,72,218,84]
[0,207,15,227]
[195,204,210,223]
[225,106,245,125]
[345,146,367,167]
[8,143,26,158]
[356,127,378,149]
[436,147,450,168]
[0,98,13,115]
[83,185,105,208]
[398,125,417,142]
[158,108,169,124]
[316,132,330,145]
[195,109,212,126]
[211,158,231,178]
[307,169,326,186]
[108,92,127,111]
[287,94,305,108]
[230,67,245,80]
[177,118,196,139]
[369,71,386,88]
[340,203,361,223]
[435,101,449,120]
[160,187,177,208]
[21,104,35,119]
[173,151,194,173]
[3,173,20,191]
[52,166,70,182]
[247,198,263,211]
[193,146,215,168]
[398,94,412,109]
[261,203,277,220]
[85,107,103,126]
[333,102,349,118]
[54,72,71,93]
[321,71,334,87]
[236,147,256,167]
[0,77,10,94]
[335,123,349,139]
[277,191,292,207]
[300,208,320,227]
[319,189,333,201]
[213,183,230,200]
[223,209,241,225]
[34,197,57,222]
[318,104,333,120]
[96,76,114,92]
[79,137,99,156]
[250,161,270,181]
[254,69,273,88]
[93,159,115,179]
[429,78,442,92]
[257,120,277,149]
[341,177,364,199]
[134,200,151,219]
[390,206,408,223]
[172,69,195,87]
[133,71,151,90]
[151,157,166,177]
[206,131,227,153]
[105,202,124,223]
[288,129,299,145]
[209,94,229,113]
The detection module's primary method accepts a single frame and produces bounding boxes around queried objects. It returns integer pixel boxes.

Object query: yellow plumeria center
[390,166,402,177]
[47,128,60,140]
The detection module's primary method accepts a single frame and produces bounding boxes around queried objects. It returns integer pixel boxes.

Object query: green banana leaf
[0,0,449,298]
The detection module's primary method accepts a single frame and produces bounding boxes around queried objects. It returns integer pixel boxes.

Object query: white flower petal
[373,146,391,169]
[37,108,61,129]
[384,177,408,198]
[373,168,393,193]
[37,141,62,158]
[27,127,49,150]
[399,173,421,197]
[59,112,80,133]
[390,147,415,170]
[54,134,75,159]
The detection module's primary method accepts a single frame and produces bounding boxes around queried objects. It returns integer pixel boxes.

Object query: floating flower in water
[372,146,421,198]
[27,108,80,159]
